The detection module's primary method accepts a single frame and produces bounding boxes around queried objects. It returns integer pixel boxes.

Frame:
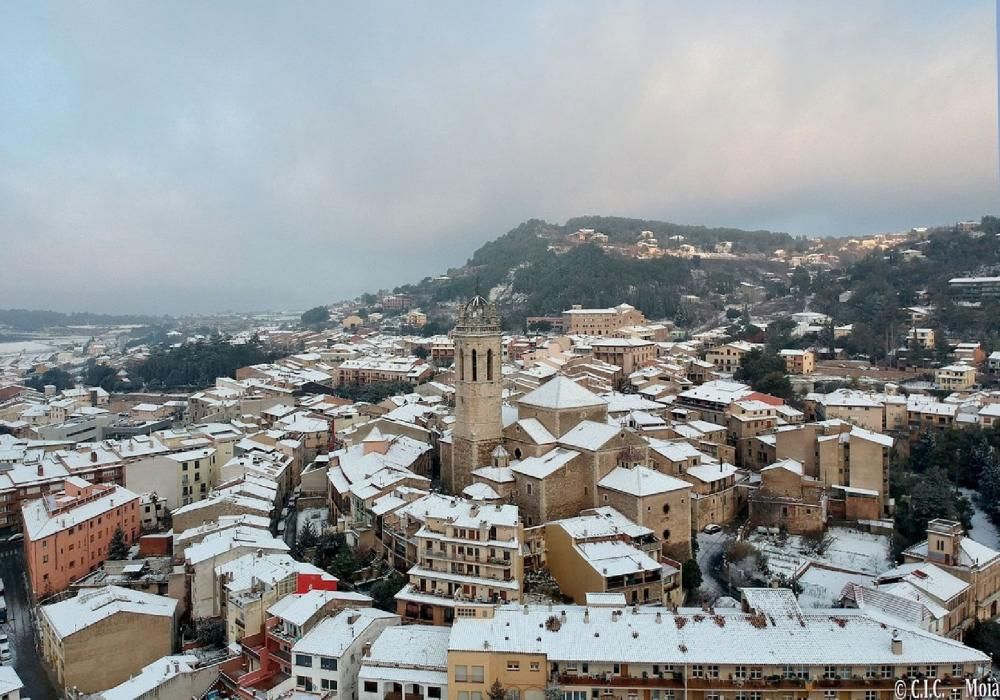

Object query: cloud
[0,0,996,313]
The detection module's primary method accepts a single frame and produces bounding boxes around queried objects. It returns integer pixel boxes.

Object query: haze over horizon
[2,1,998,315]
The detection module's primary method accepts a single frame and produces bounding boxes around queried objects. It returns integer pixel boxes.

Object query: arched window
[487,349,494,381]
[458,351,465,381]
[471,349,478,381]
[662,529,671,540]
[662,503,671,515]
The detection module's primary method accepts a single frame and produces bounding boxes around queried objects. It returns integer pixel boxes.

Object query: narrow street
[0,540,58,699]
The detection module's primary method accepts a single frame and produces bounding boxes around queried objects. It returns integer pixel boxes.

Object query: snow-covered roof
[100,655,199,700]
[685,462,738,483]
[22,484,140,540]
[513,418,556,445]
[762,458,803,476]
[292,607,397,657]
[41,586,177,639]
[510,447,580,480]
[447,603,989,665]
[575,540,661,577]
[599,466,689,496]
[268,589,372,627]
[518,376,607,410]
[559,420,621,451]
[362,624,450,671]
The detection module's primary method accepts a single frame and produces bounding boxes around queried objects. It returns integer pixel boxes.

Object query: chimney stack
[891,629,902,655]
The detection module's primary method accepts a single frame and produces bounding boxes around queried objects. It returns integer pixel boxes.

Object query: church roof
[518,376,607,410]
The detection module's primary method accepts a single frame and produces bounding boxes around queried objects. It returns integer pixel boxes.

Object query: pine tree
[107,526,129,560]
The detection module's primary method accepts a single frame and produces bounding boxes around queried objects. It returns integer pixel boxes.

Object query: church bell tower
[445,294,503,493]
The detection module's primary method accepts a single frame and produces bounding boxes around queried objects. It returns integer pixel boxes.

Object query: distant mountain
[384,216,806,327]
[0,308,169,332]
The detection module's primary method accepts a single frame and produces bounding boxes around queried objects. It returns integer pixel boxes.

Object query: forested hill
[810,215,1000,358]
[385,216,803,325]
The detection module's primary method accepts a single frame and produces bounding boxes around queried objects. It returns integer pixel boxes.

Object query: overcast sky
[1,1,998,314]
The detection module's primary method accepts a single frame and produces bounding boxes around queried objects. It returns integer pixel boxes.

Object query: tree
[297,521,319,555]
[734,349,794,400]
[24,367,75,392]
[369,572,407,612]
[195,618,227,648]
[413,346,430,360]
[488,680,507,700]
[682,558,703,593]
[301,306,330,326]
[107,526,129,560]
[790,267,811,298]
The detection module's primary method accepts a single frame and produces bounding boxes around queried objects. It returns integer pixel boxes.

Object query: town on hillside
[0,215,999,697]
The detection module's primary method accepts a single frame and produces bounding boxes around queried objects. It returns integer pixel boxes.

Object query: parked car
[6,534,22,543]
[0,596,8,624]
[702,523,722,534]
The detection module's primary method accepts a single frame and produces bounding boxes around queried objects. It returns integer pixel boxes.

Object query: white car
[702,523,722,534]
[0,645,11,664]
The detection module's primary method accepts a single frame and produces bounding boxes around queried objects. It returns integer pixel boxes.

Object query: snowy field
[748,525,893,581]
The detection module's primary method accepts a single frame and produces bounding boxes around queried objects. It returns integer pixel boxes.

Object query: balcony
[558,674,683,689]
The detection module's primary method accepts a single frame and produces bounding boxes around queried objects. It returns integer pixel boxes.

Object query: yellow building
[445,594,990,700]
[935,364,976,392]
[39,586,177,694]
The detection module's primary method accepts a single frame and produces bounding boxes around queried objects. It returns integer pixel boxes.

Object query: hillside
[386,216,804,328]
[810,215,1000,358]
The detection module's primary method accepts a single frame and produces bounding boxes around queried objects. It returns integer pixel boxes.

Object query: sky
[1,1,998,315]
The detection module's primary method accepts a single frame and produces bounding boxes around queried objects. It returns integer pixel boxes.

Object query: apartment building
[445,592,990,700]
[935,364,977,392]
[22,477,140,598]
[705,341,762,374]
[562,304,647,337]
[395,496,524,626]
[39,586,178,694]
[359,625,451,700]
[948,276,1000,301]
[291,608,399,696]
[908,327,936,349]
[219,589,374,698]
[336,356,433,386]
[125,447,218,511]
[589,339,657,374]
[778,348,815,375]
[542,507,683,607]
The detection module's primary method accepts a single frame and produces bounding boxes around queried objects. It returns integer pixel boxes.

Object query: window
[823,693,836,700]
[662,503,671,514]
[295,654,313,667]
[925,666,936,678]
[322,679,337,691]
[707,666,719,679]
[952,664,963,677]
[507,661,520,671]
[455,666,468,682]
[429,688,442,698]
[663,529,671,540]
[734,666,747,680]
[691,666,704,679]
[508,691,520,700]
[321,657,337,671]
[530,662,540,672]
[471,666,485,683]
[297,677,313,691]
[823,666,837,680]
[472,350,478,381]
[866,693,878,700]
[881,666,894,679]
[750,668,763,680]
[906,666,920,678]
[487,349,494,381]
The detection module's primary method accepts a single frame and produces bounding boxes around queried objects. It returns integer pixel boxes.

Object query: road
[695,529,733,599]
[0,540,58,699]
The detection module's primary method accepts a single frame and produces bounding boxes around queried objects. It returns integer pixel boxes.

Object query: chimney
[37,465,43,477]
[583,609,590,624]
[891,629,902,655]
[90,451,98,463]
[655,612,662,624]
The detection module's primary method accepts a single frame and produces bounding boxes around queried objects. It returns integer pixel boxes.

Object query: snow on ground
[748,525,893,583]
[796,564,874,609]
[297,507,330,536]
[958,488,1000,551]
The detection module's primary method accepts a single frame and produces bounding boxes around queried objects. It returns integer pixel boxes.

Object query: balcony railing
[558,674,683,689]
